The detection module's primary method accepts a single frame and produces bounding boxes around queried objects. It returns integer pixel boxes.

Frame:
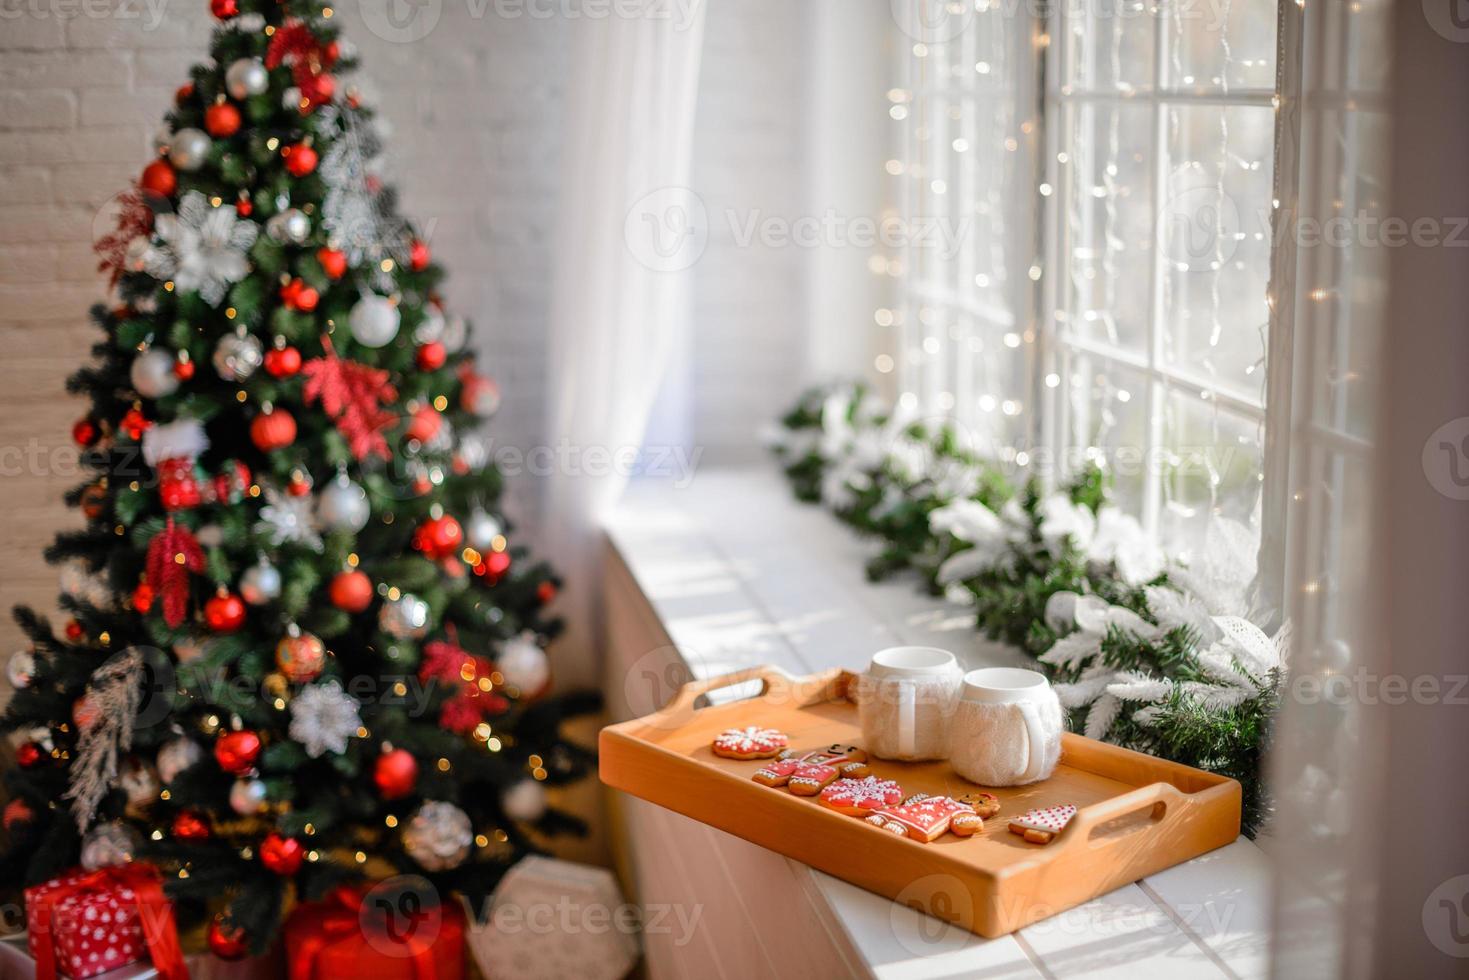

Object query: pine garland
[767,384,1284,835]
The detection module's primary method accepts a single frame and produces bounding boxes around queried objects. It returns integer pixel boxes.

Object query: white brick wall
[0,0,821,663]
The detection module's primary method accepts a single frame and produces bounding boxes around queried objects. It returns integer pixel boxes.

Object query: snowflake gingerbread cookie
[1008,803,1077,844]
[711,725,789,760]
[752,744,871,796]
[819,775,905,816]
[865,792,990,841]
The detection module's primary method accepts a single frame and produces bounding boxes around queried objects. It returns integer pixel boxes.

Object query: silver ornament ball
[156,737,204,783]
[240,559,282,606]
[501,779,547,822]
[130,347,179,399]
[379,592,430,639]
[266,208,311,244]
[498,634,550,694]
[225,58,269,100]
[213,332,263,381]
[465,510,502,550]
[6,649,35,689]
[80,821,143,871]
[168,128,211,172]
[349,294,401,348]
[402,801,472,871]
[317,473,370,532]
[229,777,268,815]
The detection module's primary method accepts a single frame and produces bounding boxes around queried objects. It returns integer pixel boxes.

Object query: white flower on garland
[928,458,982,503]
[289,679,362,758]
[143,191,257,306]
[255,484,323,551]
[1036,493,1096,553]
[1088,507,1165,586]
[930,499,1020,584]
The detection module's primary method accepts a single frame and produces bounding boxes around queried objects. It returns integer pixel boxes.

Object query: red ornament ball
[131,580,155,613]
[214,729,261,774]
[409,239,431,271]
[173,355,195,380]
[415,341,447,371]
[172,810,211,840]
[286,471,313,497]
[235,194,252,217]
[2,798,33,833]
[329,569,373,613]
[536,581,558,604]
[209,0,238,19]
[479,549,512,581]
[414,515,463,560]
[284,143,318,177]
[373,749,418,800]
[263,344,302,378]
[204,101,241,137]
[15,742,42,768]
[259,833,304,875]
[274,631,326,683]
[204,592,247,633]
[250,407,297,451]
[175,83,194,106]
[140,159,177,198]
[405,405,442,444]
[207,917,249,961]
[64,619,84,641]
[120,407,150,440]
[72,418,98,447]
[316,246,347,280]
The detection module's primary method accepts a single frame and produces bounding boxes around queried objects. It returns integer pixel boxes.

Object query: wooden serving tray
[599,665,1242,938]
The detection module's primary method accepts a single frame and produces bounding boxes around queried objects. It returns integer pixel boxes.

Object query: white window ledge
[601,466,1274,980]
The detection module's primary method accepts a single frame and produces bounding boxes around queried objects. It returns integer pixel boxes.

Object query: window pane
[1160,388,1264,564]
[1065,359,1151,515]
[1061,0,1155,93]
[1172,0,1278,91]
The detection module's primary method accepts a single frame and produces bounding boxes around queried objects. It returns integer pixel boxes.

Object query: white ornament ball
[457,434,489,471]
[266,208,311,244]
[168,128,211,172]
[124,235,153,273]
[229,777,268,815]
[465,510,502,550]
[130,347,180,399]
[317,473,370,532]
[402,801,472,871]
[281,85,302,110]
[225,58,269,100]
[240,559,282,606]
[498,634,550,695]
[80,821,142,871]
[413,308,445,345]
[466,378,501,417]
[213,332,263,381]
[501,779,547,822]
[156,737,204,783]
[441,315,468,353]
[379,593,430,639]
[349,295,400,348]
[6,649,36,689]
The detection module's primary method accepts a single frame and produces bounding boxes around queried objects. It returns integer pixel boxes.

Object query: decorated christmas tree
[1,0,597,958]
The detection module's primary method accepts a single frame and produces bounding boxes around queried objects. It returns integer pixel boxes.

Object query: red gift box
[285,885,465,980]
[24,863,187,980]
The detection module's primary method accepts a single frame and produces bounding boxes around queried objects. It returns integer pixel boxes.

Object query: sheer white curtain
[544,3,707,687]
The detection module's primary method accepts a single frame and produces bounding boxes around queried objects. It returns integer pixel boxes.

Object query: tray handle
[1061,781,1189,850]
[658,665,801,725]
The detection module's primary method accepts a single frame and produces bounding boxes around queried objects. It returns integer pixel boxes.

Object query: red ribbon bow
[30,863,188,980]
[289,885,449,980]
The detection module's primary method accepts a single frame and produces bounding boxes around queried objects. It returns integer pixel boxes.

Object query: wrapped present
[468,856,638,980]
[24,864,187,980]
[285,884,465,980]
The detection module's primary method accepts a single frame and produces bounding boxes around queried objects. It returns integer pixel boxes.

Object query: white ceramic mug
[855,646,963,761]
[949,667,1063,786]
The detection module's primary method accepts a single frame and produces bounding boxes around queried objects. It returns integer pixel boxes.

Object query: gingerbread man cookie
[957,791,1001,820]
[866,792,986,841]
[711,725,789,760]
[1008,803,1077,844]
[752,744,870,794]
[819,775,904,816]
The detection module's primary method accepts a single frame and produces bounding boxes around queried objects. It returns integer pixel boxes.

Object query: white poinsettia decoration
[144,191,258,306]
[255,484,323,551]
[1088,507,1166,586]
[289,679,362,758]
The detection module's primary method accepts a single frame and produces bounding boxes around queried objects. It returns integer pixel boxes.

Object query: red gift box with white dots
[25,868,148,979]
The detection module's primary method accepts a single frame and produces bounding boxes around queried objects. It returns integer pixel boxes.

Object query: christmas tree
[1,0,597,957]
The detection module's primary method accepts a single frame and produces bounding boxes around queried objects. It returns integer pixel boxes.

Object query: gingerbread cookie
[957,791,1000,820]
[1008,804,1076,844]
[865,794,978,841]
[711,725,789,760]
[752,745,870,792]
[819,776,904,816]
